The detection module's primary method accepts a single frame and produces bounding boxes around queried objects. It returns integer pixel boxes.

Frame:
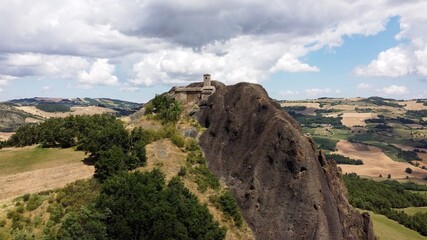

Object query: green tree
[94,145,128,181]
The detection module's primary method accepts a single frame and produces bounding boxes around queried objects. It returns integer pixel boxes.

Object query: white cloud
[0,53,89,79]
[79,59,118,86]
[357,83,372,89]
[304,88,331,97]
[381,85,409,95]
[279,90,300,97]
[353,47,414,77]
[42,86,52,92]
[0,75,17,92]
[270,53,319,73]
[1,0,427,91]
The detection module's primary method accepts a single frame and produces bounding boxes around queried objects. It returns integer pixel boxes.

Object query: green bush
[185,138,200,152]
[26,194,43,211]
[192,165,220,192]
[211,191,243,227]
[178,166,187,177]
[187,150,205,165]
[170,132,185,148]
[147,94,183,124]
[325,153,363,165]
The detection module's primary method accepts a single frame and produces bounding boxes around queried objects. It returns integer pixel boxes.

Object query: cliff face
[197,82,375,240]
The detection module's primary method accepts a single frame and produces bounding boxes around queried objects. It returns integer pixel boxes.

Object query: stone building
[172,74,216,103]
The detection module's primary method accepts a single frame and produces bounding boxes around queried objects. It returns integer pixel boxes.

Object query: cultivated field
[0,132,14,141]
[0,146,94,201]
[368,211,427,240]
[340,112,377,127]
[16,105,115,118]
[335,140,427,181]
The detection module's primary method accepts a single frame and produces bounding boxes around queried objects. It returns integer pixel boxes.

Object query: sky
[0,0,427,103]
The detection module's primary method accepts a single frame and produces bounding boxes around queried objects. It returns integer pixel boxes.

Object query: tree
[405,167,413,174]
[94,146,128,181]
[96,171,225,240]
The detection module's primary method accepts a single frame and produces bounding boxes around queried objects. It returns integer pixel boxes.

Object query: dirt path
[334,140,427,181]
[0,162,94,201]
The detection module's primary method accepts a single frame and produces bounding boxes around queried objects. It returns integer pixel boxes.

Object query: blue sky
[1,1,427,103]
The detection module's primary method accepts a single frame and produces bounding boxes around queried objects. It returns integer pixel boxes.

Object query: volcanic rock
[197,81,375,240]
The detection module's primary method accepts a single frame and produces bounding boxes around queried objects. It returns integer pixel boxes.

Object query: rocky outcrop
[197,82,375,240]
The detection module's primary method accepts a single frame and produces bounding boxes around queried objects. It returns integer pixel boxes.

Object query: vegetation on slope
[344,173,427,236]
[325,153,363,165]
[0,94,248,239]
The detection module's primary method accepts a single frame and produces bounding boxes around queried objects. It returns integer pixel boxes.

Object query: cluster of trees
[145,94,183,124]
[41,171,226,239]
[325,153,363,165]
[282,106,306,112]
[35,103,71,112]
[312,137,338,151]
[5,114,150,181]
[363,97,402,108]
[343,173,427,235]
[287,111,346,129]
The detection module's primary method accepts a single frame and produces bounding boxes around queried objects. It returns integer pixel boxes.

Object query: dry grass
[0,132,14,141]
[16,106,115,118]
[0,146,93,201]
[327,104,357,111]
[334,140,427,181]
[340,112,377,127]
[280,102,320,109]
[402,101,427,111]
[142,139,187,181]
[141,139,254,240]
[0,162,94,201]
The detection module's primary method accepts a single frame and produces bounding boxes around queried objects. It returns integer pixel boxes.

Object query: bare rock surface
[197,81,375,240]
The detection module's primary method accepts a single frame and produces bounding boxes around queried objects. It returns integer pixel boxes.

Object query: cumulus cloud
[381,85,409,95]
[0,53,89,79]
[353,47,414,77]
[1,0,427,90]
[270,54,319,73]
[0,75,17,92]
[304,88,331,97]
[357,83,372,89]
[79,59,118,86]
[279,90,300,97]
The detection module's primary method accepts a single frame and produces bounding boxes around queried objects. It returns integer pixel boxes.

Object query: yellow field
[0,146,93,201]
[335,140,427,181]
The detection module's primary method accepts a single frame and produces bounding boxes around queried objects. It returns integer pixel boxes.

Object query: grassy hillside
[369,211,427,240]
[0,146,86,175]
[0,95,254,239]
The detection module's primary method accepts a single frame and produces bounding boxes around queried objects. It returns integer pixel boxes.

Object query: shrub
[178,166,187,177]
[211,191,243,227]
[405,167,413,174]
[192,165,220,192]
[187,150,205,165]
[26,194,43,211]
[170,132,185,148]
[22,194,30,202]
[185,138,200,152]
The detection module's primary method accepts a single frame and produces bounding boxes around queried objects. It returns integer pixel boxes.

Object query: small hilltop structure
[171,74,216,104]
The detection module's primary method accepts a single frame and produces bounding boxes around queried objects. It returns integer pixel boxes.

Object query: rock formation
[196,81,375,240]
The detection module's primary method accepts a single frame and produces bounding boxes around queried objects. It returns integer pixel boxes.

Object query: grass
[409,191,427,200]
[367,210,427,240]
[0,146,86,175]
[401,207,427,215]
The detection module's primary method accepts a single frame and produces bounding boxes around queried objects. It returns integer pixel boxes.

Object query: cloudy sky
[1,0,427,102]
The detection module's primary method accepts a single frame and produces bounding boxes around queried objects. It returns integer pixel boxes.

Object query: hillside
[280,97,427,183]
[0,97,142,132]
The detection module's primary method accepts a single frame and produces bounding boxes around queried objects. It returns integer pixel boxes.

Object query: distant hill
[0,97,143,131]
[8,97,142,115]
